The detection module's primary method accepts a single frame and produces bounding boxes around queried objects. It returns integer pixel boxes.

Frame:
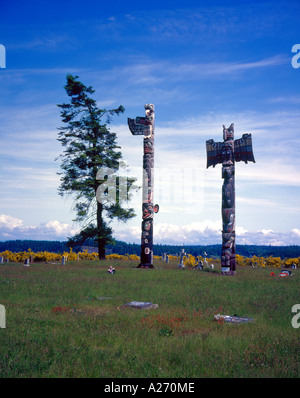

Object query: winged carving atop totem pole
[128,104,158,268]
[206,123,255,275]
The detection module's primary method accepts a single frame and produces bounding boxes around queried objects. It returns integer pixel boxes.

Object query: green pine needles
[56,74,138,258]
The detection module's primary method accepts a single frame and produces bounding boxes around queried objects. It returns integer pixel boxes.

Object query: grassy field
[0,258,299,378]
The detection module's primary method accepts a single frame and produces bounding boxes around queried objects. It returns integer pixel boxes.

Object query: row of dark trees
[108,242,300,258]
[1,240,299,259]
[0,240,68,253]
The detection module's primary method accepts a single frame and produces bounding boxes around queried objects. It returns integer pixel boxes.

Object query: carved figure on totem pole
[128,104,159,268]
[206,123,255,275]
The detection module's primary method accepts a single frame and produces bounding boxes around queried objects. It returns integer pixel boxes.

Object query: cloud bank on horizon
[1,213,300,247]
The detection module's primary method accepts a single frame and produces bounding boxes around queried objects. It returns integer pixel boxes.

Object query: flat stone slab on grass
[121,301,158,310]
[214,314,254,324]
[97,297,112,300]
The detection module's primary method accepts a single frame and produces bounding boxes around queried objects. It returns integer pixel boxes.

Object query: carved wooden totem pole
[206,123,255,275]
[128,104,158,268]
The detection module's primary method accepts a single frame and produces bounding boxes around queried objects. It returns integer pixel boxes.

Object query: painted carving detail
[206,123,255,274]
[128,104,157,268]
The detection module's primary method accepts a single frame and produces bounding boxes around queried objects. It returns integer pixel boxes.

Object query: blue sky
[0,0,300,246]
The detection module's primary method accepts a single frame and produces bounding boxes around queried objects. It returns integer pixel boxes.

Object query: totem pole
[206,123,255,275]
[128,104,159,268]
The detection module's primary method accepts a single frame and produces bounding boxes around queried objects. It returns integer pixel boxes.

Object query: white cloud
[0,213,299,247]
[236,226,248,235]
[237,161,300,187]
[259,229,274,235]
[0,214,24,229]
[117,108,300,194]
[0,214,78,241]
[113,219,300,246]
[94,55,288,89]
[162,56,288,80]
[44,220,78,237]
[292,228,300,237]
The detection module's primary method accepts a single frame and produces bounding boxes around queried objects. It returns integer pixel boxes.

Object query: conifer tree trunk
[97,201,106,260]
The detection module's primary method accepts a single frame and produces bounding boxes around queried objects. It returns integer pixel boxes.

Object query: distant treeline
[0,240,68,253]
[107,241,300,259]
[0,239,300,259]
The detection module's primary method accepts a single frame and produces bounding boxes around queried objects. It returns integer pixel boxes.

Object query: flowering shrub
[0,248,142,263]
[167,255,178,261]
[0,248,98,263]
[235,254,299,269]
[106,253,137,261]
[0,248,298,269]
[183,255,197,268]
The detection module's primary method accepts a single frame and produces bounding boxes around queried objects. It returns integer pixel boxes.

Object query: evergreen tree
[56,74,138,259]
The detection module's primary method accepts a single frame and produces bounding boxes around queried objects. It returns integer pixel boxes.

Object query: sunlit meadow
[0,252,299,378]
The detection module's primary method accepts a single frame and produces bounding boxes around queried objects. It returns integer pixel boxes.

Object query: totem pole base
[137,263,155,269]
[221,268,236,276]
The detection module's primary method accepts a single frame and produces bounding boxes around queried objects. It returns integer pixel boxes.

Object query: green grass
[0,258,299,378]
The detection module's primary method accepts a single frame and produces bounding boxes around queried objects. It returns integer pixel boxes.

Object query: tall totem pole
[206,123,255,275]
[128,104,158,268]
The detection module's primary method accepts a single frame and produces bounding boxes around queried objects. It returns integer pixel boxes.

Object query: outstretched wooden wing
[206,139,223,168]
[127,116,147,135]
[234,133,255,163]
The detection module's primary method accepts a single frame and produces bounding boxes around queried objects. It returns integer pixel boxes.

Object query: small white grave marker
[121,301,158,310]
